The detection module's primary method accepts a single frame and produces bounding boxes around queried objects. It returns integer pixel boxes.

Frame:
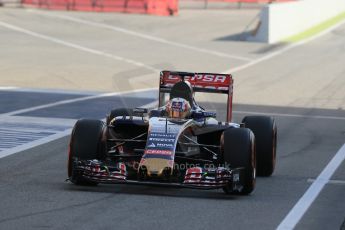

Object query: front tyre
[221,128,256,195]
[242,116,277,177]
[68,119,106,185]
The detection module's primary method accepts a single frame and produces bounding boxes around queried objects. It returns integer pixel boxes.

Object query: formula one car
[67,71,277,195]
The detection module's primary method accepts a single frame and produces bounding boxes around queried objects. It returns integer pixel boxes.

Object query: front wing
[71,159,244,192]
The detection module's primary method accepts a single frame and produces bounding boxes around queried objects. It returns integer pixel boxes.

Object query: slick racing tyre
[68,119,105,185]
[107,108,133,125]
[221,128,256,195]
[242,116,277,177]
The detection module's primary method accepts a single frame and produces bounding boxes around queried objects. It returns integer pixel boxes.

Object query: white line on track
[307,178,345,185]
[0,86,19,90]
[233,110,345,121]
[277,144,345,230]
[0,116,76,158]
[26,9,252,62]
[0,21,160,73]
[0,88,156,117]
[0,89,158,159]
[0,86,101,95]
[0,129,72,159]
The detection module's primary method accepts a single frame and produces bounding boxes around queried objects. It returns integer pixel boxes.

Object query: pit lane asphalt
[0,94,344,230]
[0,7,345,230]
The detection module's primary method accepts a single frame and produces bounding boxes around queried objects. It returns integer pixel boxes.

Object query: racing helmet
[166,97,191,119]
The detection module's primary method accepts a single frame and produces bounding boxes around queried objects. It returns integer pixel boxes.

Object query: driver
[166,97,191,119]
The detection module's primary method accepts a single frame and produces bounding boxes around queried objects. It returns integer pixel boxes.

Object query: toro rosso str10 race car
[67,71,277,195]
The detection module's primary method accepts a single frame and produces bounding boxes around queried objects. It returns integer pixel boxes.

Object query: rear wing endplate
[159,70,234,122]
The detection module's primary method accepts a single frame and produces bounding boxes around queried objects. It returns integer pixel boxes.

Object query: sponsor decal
[144,149,172,155]
[167,74,227,83]
[186,167,203,175]
[147,132,176,149]
[184,167,203,183]
[150,133,175,138]
[148,143,156,147]
[149,138,175,142]
[156,143,173,148]
[161,72,232,91]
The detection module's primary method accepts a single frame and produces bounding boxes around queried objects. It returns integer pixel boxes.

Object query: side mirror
[192,111,217,119]
[148,109,166,117]
[202,111,217,118]
[133,108,148,116]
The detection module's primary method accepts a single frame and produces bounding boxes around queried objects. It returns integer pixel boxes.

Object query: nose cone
[139,158,173,178]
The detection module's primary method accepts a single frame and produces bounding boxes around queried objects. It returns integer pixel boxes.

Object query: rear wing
[159,70,234,122]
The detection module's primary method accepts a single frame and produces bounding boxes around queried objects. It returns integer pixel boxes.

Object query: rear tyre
[68,119,105,185]
[221,128,256,195]
[242,116,277,177]
[107,108,133,125]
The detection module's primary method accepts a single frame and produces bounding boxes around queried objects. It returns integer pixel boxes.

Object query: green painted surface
[283,11,345,42]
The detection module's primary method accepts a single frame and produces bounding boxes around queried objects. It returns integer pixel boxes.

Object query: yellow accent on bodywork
[139,158,173,177]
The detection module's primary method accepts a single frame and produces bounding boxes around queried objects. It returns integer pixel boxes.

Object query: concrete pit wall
[251,0,345,43]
